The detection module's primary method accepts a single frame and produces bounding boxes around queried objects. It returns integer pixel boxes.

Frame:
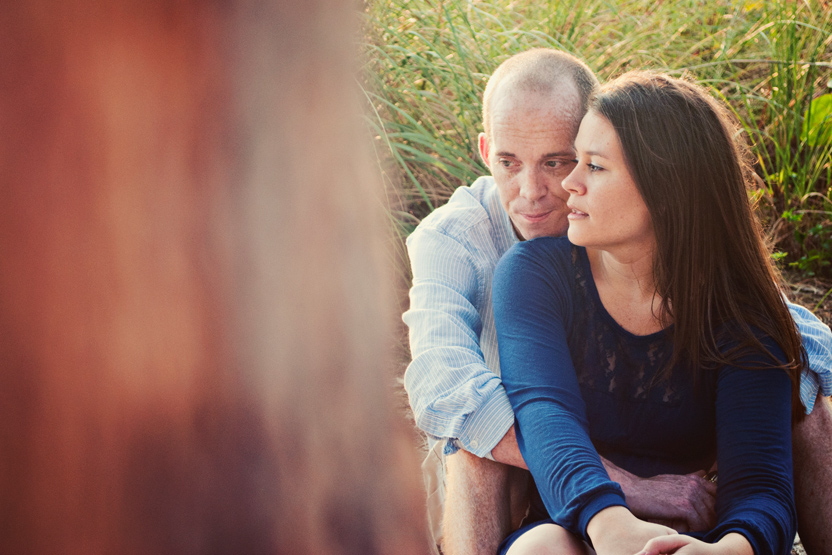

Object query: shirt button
[471,440,478,448]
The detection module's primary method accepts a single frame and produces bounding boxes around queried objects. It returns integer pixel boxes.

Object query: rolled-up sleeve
[403,226,514,458]
[787,301,832,413]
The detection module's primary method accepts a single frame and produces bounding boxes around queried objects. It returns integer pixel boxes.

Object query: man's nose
[518,168,548,201]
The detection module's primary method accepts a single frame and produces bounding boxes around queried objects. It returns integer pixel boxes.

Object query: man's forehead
[489,84,581,134]
[493,76,579,107]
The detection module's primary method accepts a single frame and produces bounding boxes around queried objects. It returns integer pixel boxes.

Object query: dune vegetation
[362,0,832,317]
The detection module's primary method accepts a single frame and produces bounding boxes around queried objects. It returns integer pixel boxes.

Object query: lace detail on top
[568,246,684,406]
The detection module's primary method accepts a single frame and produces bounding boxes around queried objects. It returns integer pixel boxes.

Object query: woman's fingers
[635,534,703,554]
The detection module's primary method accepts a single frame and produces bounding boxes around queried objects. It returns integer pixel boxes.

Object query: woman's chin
[566,227,591,247]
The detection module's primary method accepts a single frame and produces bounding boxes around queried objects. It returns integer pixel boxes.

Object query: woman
[493,72,802,555]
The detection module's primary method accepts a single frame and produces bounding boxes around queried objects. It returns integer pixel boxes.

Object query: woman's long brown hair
[591,72,805,421]
[0,1,426,553]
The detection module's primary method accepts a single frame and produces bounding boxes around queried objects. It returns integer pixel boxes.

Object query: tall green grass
[362,0,832,280]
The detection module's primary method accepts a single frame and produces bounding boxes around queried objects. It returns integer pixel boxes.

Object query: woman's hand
[635,532,753,555]
[588,506,677,555]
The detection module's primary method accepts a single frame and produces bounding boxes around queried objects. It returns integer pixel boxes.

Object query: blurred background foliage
[361,0,832,313]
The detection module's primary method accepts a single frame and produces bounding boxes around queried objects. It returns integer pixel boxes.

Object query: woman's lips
[567,207,588,220]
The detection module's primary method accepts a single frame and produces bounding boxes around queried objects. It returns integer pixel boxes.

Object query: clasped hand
[611,467,717,532]
[588,507,752,555]
[635,532,753,555]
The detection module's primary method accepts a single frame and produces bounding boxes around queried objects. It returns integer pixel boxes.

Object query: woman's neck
[587,245,667,336]
[588,246,656,297]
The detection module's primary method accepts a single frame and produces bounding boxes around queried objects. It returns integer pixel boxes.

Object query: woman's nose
[561,165,585,195]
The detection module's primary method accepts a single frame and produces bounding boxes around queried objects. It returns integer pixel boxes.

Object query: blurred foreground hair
[0,1,426,553]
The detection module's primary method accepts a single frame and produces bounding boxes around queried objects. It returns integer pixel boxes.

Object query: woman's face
[561,110,654,254]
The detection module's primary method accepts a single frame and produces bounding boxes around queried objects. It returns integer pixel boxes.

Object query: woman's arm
[702,337,797,555]
[585,506,677,555]
[493,240,628,536]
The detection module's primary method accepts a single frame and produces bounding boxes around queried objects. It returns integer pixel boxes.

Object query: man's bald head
[482,49,599,141]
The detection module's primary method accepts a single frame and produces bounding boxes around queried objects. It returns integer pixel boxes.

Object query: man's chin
[511,213,569,241]
[515,224,569,241]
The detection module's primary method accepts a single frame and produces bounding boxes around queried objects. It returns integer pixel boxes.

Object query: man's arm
[403,224,514,458]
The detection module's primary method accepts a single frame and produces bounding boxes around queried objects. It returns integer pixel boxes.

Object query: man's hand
[493,430,717,532]
[490,424,528,469]
[604,463,717,532]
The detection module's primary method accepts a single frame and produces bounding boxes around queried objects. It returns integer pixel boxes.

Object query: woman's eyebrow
[579,149,608,158]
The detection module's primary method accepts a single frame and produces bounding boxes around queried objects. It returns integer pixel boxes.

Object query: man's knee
[794,394,832,454]
[792,394,832,555]
[807,394,832,431]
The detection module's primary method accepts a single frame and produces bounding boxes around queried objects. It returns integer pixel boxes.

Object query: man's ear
[478,132,490,170]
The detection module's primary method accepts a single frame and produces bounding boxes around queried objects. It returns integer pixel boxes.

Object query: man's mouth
[519,211,552,223]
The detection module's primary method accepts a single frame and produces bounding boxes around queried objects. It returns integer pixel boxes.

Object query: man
[403,48,832,555]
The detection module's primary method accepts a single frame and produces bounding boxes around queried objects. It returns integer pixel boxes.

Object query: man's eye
[546,159,576,169]
[499,159,513,168]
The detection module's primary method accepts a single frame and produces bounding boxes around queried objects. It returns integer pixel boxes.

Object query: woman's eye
[588,163,602,172]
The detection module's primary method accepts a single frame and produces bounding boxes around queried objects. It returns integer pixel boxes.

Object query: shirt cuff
[455,386,515,458]
[801,360,832,414]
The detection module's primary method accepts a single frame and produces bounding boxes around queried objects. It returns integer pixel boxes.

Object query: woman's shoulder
[493,237,581,333]
[494,237,581,297]
[499,236,577,271]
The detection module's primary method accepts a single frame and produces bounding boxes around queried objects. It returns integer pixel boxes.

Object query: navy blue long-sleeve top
[492,238,796,555]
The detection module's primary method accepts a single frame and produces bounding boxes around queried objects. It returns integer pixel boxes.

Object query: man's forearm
[601,457,635,485]
[489,424,527,469]
[489,425,648,475]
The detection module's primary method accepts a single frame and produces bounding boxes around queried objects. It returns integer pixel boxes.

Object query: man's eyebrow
[495,151,576,158]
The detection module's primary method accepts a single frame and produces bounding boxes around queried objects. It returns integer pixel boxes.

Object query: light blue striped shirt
[403,176,832,458]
